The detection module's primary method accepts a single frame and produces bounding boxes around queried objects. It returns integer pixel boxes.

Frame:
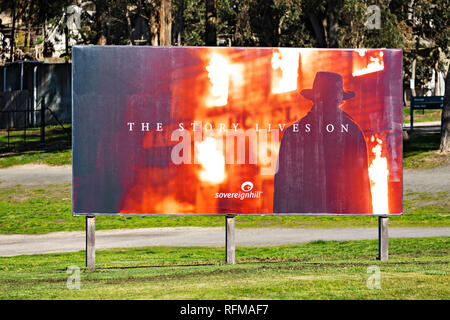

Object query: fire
[355,49,367,57]
[271,49,300,94]
[155,196,195,214]
[352,50,384,77]
[352,51,384,76]
[206,53,229,106]
[368,136,389,214]
[195,136,226,183]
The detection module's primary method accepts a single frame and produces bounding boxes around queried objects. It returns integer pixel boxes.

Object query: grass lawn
[0,237,448,299]
[403,133,450,169]
[0,183,448,234]
[0,125,71,168]
[403,107,442,124]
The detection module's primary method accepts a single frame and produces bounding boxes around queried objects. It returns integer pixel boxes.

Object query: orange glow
[368,136,389,214]
[206,53,229,106]
[155,196,195,214]
[271,49,300,94]
[353,51,384,77]
[195,136,226,183]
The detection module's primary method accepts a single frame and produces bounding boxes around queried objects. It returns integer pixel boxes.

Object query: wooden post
[378,216,388,261]
[86,216,95,270]
[225,215,235,264]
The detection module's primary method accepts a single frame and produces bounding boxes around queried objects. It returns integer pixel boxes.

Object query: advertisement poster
[72,46,402,216]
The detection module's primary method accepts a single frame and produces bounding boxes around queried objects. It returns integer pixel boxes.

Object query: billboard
[72,46,402,216]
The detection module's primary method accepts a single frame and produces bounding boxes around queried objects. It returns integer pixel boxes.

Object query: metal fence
[0,91,70,151]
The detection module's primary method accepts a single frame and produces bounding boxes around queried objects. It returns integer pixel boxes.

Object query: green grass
[0,184,447,234]
[0,237,448,299]
[403,133,450,169]
[0,125,71,168]
[403,107,442,124]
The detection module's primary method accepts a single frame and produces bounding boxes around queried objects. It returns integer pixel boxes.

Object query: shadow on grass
[404,133,441,157]
[75,257,448,273]
[0,126,71,159]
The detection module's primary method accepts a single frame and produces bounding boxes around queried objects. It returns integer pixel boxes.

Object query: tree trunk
[308,13,326,48]
[149,6,159,45]
[235,2,252,46]
[205,0,217,46]
[434,59,440,96]
[25,20,30,48]
[326,0,341,48]
[411,58,417,96]
[159,0,171,46]
[10,1,16,62]
[95,1,107,45]
[42,19,46,58]
[440,67,450,152]
[65,7,69,57]
[126,8,134,45]
[176,0,184,45]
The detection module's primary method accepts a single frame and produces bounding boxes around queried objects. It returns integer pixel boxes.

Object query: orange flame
[368,136,389,214]
[355,49,367,57]
[353,51,384,76]
[206,53,229,107]
[195,136,226,183]
[271,49,300,94]
[155,196,195,214]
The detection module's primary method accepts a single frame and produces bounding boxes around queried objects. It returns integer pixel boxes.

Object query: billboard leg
[378,216,388,261]
[225,215,235,264]
[86,216,96,270]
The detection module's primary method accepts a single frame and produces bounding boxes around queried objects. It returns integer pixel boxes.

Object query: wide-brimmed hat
[300,71,355,101]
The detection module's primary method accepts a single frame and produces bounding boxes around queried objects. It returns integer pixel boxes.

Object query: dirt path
[0,164,72,186]
[404,165,450,192]
[0,164,449,192]
[402,121,441,128]
[0,227,449,257]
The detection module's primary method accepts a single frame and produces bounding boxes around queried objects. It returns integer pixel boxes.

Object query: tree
[205,0,217,45]
[182,0,205,45]
[234,1,254,46]
[389,0,449,97]
[276,0,314,47]
[175,0,184,45]
[304,0,327,47]
[0,0,72,61]
[160,0,171,45]
[441,67,450,152]
[302,0,346,48]
[390,0,450,146]
[248,0,281,47]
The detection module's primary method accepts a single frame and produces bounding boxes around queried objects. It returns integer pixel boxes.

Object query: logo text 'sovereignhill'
[215,181,263,200]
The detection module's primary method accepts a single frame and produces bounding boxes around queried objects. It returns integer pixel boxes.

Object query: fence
[0,91,70,151]
[0,61,72,125]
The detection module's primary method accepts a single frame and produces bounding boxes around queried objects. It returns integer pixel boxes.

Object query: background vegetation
[2,0,449,95]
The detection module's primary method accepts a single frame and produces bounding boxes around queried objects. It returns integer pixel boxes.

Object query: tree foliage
[1,0,448,86]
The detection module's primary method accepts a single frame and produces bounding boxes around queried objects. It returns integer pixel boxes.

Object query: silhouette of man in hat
[273,71,372,214]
